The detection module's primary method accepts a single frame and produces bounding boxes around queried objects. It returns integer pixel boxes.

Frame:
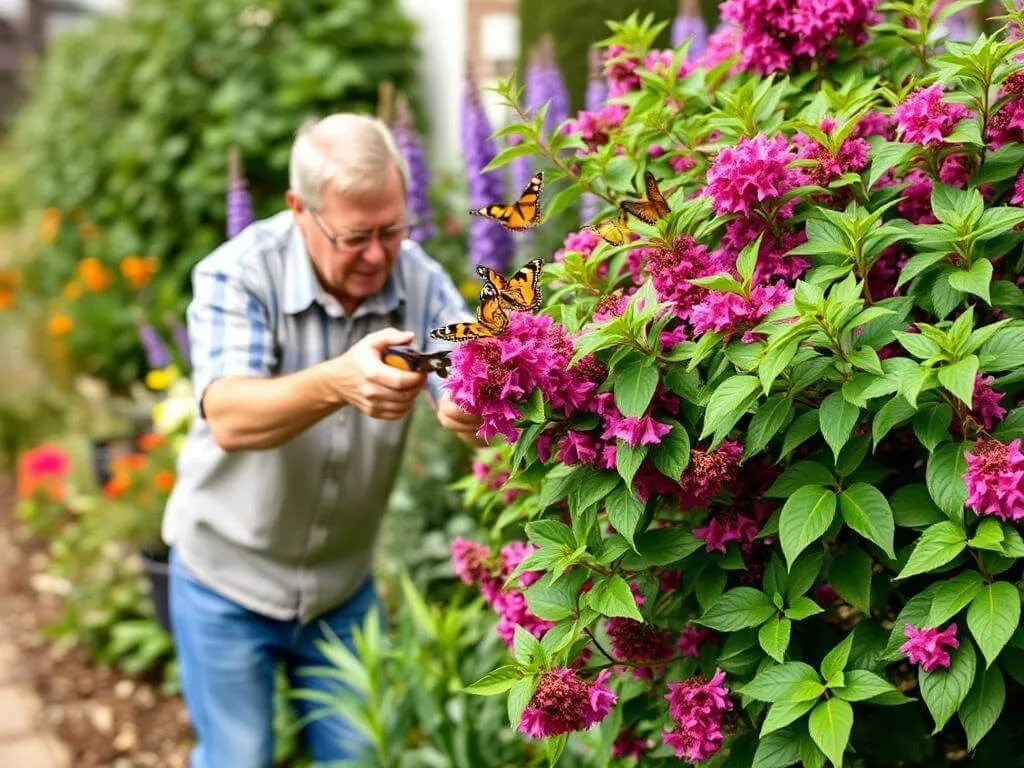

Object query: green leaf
[869,141,918,189]
[524,572,585,622]
[980,324,1024,371]
[545,732,568,766]
[819,391,860,461]
[937,355,980,407]
[897,521,967,579]
[760,340,800,394]
[927,570,984,627]
[651,420,691,480]
[567,469,618,515]
[834,669,907,703]
[752,728,804,768]
[787,550,825,603]
[913,402,953,453]
[605,486,644,550]
[830,546,873,614]
[745,395,794,459]
[839,483,896,558]
[583,574,643,621]
[872,396,916,449]
[808,698,853,768]
[526,520,576,550]
[920,638,977,732]
[821,634,855,682]
[513,625,545,667]
[959,665,1005,751]
[614,358,659,417]
[926,443,968,521]
[968,518,1005,552]
[702,375,760,439]
[465,665,523,695]
[780,410,821,459]
[766,461,834,498]
[761,700,818,741]
[700,587,777,631]
[780,486,837,568]
[634,528,703,566]
[967,581,1021,667]
[739,661,822,702]
[891,483,945,528]
[898,251,950,288]
[786,596,825,621]
[615,441,647,489]
[947,259,993,303]
[508,676,536,729]
[759,617,792,663]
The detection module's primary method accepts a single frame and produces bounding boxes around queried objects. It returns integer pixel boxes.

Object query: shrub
[444,5,1024,766]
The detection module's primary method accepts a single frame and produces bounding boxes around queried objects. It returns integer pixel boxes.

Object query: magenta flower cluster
[901,623,959,672]
[663,669,734,763]
[518,667,617,739]
[893,84,976,147]
[963,438,1024,521]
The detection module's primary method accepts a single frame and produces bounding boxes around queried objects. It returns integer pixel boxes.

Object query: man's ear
[285,190,304,216]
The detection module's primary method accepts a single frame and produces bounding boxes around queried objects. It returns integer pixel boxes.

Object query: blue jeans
[169,550,377,768]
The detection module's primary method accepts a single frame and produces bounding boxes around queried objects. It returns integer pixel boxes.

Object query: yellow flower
[459,278,481,302]
[77,257,112,292]
[145,367,178,391]
[62,282,82,301]
[48,313,74,336]
[78,222,100,241]
[120,255,159,290]
[39,208,61,244]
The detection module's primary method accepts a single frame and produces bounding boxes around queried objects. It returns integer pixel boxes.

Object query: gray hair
[288,113,409,211]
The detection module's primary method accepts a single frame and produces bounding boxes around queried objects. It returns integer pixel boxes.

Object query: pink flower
[16,443,71,502]
[518,668,617,738]
[698,24,742,72]
[555,228,601,262]
[973,375,1007,430]
[500,540,543,587]
[562,104,630,151]
[445,313,598,442]
[670,154,697,173]
[601,413,673,448]
[606,616,676,664]
[679,441,743,509]
[676,625,715,658]
[663,669,733,763]
[613,729,653,759]
[895,169,938,224]
[900,623,959,672]
[705,133,804,215]
[557,430,601,465]
[893,84,976,147]
[687,281,792,339]
[450,537,491,585]
[643,235,734,313]
[693,513,759,554]
[964,438,1024,521]
[1013,170,1024,206]
[793,120,870,185]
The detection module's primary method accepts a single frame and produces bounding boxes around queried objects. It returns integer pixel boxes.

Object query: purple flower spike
[227,148,255,239]
[392,95,435,243]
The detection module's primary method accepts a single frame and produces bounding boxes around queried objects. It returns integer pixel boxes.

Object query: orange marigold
[137,433,166,452]
[120,256,159,290]
[48,313,74,336]
[78,257,113,292]
[154,469,176,492]
[39,208,61,244]
[110,453,148,475]
[62,282,82,301]
[104,474,132,499]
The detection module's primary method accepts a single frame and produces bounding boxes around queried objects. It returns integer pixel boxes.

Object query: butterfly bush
[447,5,1024,766]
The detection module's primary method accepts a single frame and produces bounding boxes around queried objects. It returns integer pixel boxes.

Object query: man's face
[289,164,407,312]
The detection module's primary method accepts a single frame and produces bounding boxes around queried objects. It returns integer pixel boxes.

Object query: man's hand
[326,328,426,420]
[436,391,487,447]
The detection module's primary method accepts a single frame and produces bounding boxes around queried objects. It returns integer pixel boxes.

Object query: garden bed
[0,478,190,767]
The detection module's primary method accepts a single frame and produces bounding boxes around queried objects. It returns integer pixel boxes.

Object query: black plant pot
[139,545,172,635]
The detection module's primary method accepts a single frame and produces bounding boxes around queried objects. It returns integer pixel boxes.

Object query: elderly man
[163,113,481,767]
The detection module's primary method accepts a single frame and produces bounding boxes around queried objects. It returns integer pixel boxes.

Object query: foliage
[436,4,1024,765]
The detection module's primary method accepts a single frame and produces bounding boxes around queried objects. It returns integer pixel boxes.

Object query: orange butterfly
[382,347,452,377]
[430,283,509,342]
[620,171,671,224]
[476,258,544,313]
[469,172,544,231]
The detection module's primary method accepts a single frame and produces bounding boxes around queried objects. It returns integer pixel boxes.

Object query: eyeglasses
[308,210,413,254]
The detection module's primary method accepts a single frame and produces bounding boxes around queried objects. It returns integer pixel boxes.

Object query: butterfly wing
[644,170,671,218]
[467,171,544,231]
[429,285,508,341]
[382,347,452,374]
[585,218,631,246]
[497,258,543,312]
[476,265,506,293]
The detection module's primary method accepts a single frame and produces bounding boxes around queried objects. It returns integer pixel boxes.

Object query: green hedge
[518,0,721,110]
[7,0,419,288]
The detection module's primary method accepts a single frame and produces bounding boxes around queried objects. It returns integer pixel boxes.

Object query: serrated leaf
[465,665,523,695]
[821,634,855,682]
[937,355,980,407]
[839,483,896,558]
[808,698,853,768]
[920,638,976,732]
[739,661,822,702]
[927,570,984,627]
[702,375,760,439]
[959,665,1005,751]
[700,587,777,631]
[967,581,1020,667]
[761,699,818,736]
[820,391,860,461]
[605,486,644,550]
[614,358,659,417]
[508,676,536,729]
[752,728,804,768]
[651,420,691,480]
[926,443,968,521]
[834,669,907,703]
[760,617,792,663]
[584,574,643,621]
[897,521,967,579]
[947,259,993,303]
[615,441,647,489]
[780,486,837,568]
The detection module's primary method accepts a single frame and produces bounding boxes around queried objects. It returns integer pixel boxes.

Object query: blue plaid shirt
[163,211,470,621]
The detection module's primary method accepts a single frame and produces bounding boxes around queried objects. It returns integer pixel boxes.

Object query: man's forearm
[201,364,342,452]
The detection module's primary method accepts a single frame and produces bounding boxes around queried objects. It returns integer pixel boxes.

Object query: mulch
[0,477,191,768]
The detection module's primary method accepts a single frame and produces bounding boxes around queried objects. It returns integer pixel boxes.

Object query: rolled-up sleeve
[188,267,277,416]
